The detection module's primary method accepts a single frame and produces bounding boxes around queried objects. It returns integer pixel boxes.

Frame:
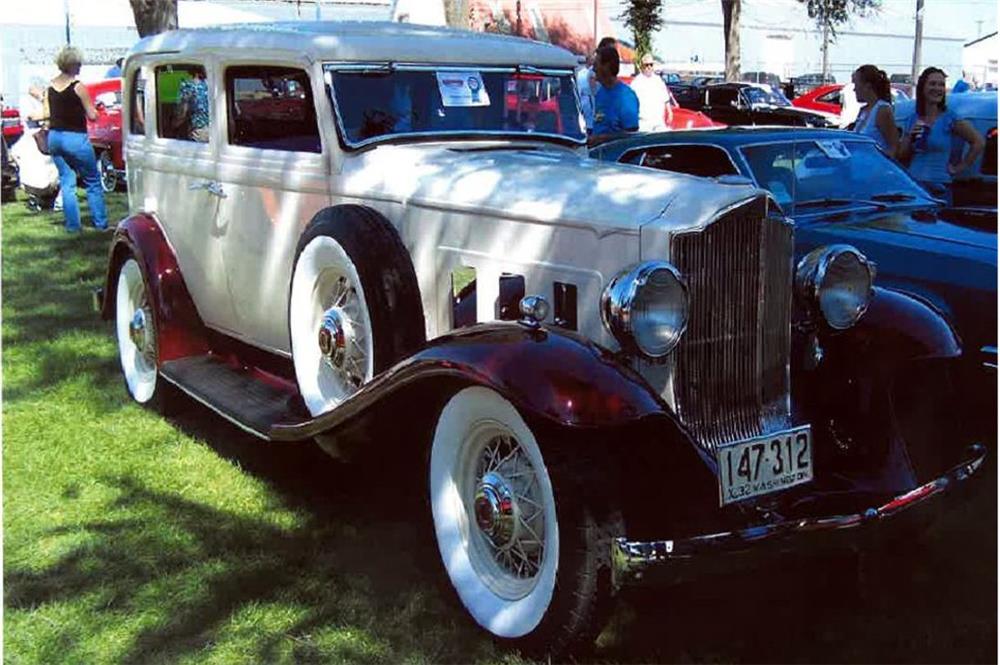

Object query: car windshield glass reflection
[327,67,585,147]
[741,140,934,211]
[745,87,789,107]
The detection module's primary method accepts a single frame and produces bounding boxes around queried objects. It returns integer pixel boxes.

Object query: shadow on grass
[5,439,491,663]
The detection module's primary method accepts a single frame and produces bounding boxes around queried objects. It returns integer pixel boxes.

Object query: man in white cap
[630,54,672,132]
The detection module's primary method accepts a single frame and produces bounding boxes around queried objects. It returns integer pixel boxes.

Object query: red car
[2,106,23,144]
[618,75,722,130]
[792,83,910,116]
[84,79,124,192]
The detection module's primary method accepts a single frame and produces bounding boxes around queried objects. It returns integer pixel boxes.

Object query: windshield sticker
[815,140,851,160]
[436,71,491,107]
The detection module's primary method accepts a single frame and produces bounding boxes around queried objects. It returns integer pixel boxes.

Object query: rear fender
[101,212,209,362]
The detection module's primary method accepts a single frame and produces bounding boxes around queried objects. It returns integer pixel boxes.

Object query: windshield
[326,66,585,147]
[741,139,935,210]
[744,86,790,107]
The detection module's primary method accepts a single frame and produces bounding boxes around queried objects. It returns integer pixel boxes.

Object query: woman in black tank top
[44,45,108,233]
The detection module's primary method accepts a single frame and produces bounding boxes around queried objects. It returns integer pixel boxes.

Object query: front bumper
[613,443,986,587]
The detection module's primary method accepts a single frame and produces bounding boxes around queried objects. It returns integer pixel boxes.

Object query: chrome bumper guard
[613,444,987,587]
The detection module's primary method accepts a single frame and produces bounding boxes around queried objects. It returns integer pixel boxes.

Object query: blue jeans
[49,130,107,231]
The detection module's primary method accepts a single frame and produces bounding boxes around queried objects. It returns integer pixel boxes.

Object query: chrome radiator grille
[669,196,793,456]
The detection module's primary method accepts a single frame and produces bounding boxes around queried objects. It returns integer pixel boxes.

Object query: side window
[130,68,147,135]
[816,90,841,104]
[708,88,737,107]
[638,145,739,178]
[226,66,320,152]
[155,63,210,143]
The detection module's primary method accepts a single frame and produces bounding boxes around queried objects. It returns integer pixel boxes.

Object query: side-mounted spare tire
[289,205,426,417]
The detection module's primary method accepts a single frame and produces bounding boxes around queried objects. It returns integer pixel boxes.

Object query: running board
[159,355,310,441]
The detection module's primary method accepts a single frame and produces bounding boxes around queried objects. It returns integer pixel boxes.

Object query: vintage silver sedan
[96,22,985,657]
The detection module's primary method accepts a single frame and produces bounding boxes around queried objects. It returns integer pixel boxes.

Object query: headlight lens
[795,245,875,329]
[601,261,688,358]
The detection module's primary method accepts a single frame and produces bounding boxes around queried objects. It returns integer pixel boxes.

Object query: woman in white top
[851,65,898,157]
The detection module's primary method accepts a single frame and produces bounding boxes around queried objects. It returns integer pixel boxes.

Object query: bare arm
[42,88,50,126]
[875,105,899,159]
[74,82,99,121]
[948,119,985,176]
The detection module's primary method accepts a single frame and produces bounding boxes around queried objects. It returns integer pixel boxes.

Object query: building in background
[963,31,998,88]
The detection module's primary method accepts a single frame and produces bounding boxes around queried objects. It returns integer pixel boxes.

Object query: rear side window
[708,88,738,106]
[130,68,147,135]
[155,63,210,142]
[626,145,739,178]
[817,89,841,105]
[226,66,320,152]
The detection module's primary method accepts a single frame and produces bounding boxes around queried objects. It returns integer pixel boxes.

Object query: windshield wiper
[796,197,888,211]
[870,192,918,202]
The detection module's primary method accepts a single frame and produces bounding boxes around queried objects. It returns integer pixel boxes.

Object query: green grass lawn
[2,191,996,664]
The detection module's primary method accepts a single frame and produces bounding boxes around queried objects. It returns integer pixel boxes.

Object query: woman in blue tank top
[851,65,897,157]
[898,67,985,204]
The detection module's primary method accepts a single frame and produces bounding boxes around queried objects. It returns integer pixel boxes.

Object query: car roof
[592,126,875,159]
[129,21,579,69]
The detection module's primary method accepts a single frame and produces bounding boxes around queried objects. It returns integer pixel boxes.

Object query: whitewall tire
[115,258,158,404]
[290,235,374,416]
[430,386,560,639]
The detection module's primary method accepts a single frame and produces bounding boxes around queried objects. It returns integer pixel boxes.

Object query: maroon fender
[823,286,961,364]
[101,213,210,362]
[273,322,683,439]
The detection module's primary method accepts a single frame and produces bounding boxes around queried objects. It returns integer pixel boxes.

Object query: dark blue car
[592,128,996,423]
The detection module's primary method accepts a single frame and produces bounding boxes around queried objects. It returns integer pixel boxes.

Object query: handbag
[33,128,50,155]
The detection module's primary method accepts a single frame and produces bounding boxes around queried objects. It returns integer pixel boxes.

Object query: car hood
[755,106,831,124]
[804,206,997,253]
[336,142,760,233]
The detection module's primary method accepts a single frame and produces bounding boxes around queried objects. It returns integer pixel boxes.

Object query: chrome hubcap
[474,472,517,547]
[318,307,351,371]
[128,307,148,354]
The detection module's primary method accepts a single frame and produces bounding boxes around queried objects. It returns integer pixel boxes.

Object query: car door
[213,60,330,354]
[136,57,240,332]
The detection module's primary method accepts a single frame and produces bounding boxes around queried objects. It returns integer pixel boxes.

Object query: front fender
[101,212,209,362]
[274,322,675,439]
[822,286,961,366]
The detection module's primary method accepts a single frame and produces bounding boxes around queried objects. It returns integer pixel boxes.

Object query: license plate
[717,426,813,506]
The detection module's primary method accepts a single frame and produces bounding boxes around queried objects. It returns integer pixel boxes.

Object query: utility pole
[593,0,598,50]
[821,22,829,80]
[910,0,924,84]
[516,0,522,36]
[63,0,71,44]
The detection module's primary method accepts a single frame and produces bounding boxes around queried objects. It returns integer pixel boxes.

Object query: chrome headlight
[795,245,875,330]
[601,261,688,359]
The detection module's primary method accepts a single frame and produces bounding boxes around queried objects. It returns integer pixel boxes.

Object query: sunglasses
[641,63,654,69]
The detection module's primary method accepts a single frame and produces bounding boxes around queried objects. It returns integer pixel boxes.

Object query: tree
[797,0,881,76]
[443,0,470,29]
[721,0,740,81]
[620,0,663,65]
[129,0,177,38]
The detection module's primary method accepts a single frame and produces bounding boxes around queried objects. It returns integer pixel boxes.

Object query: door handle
[188,180,227,198]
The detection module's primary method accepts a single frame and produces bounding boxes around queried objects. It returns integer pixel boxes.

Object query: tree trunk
[443,0,469,29]
[129,0,178,38]
[721,0,740,81]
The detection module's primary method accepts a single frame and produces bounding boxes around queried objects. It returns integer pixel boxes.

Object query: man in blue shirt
[590,45,639,145]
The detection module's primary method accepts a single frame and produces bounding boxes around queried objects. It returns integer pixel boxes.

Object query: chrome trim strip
[982,345,997,369]
[204,323,293,359]
[612,443,987,587]
[158,370,271,441]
